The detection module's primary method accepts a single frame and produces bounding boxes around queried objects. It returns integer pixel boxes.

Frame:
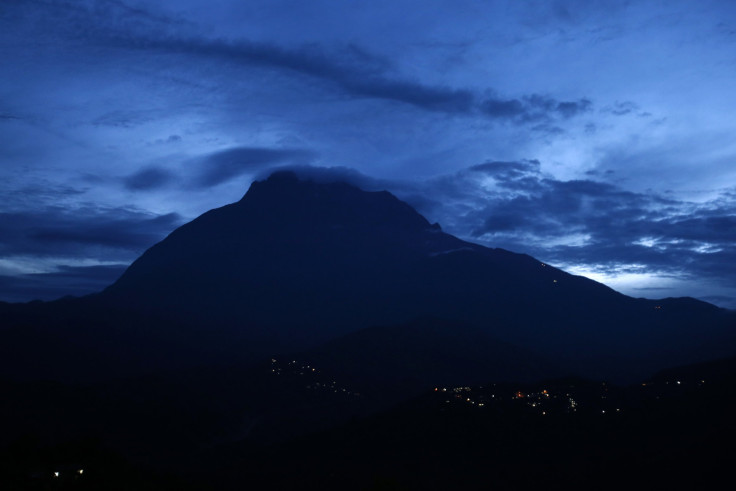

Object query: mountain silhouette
[1,171,734,383]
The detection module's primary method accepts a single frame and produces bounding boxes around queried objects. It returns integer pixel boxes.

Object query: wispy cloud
[124,167,177,191]
[118,34,592,123]
[0,205,182,257]
[194,147,316,188]
[481,95,592,122]
[3,1,594,125]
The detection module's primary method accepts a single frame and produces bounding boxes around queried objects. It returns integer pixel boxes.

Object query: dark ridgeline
[1,170,736,489]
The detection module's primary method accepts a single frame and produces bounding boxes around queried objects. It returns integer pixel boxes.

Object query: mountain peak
[236,170,436,235]
[107,171,464,304]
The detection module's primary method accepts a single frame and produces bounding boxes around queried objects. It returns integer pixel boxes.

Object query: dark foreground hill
[196,356,736,491]
[4,355,735,490]
[296,317,564,399]
[1,171,734,383]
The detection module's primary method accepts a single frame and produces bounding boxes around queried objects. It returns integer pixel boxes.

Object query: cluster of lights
[270,358,319,376]
[433,383,638,417]
[270,358,359,397]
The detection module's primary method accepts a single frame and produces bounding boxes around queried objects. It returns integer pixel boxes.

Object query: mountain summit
[109,170,464,304]
[2,171,734,382]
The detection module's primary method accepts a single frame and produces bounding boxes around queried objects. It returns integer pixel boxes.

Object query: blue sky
[1,0,736,307]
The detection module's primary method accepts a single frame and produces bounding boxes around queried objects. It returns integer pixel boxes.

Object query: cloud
[0,112,22,121]
[194,147,316,188]
[470,159,542,180]
[605,100,639,116]
[0,206,182,258]
[252,164,394,192]
[480,94,591,123]
[108,32,480,114]
[0,264,128,302]
[555,98,592,118]
[154,134,182,145]
[92,109,155,128]
[0,182,88,211]
[124,167,176,191]
[128,33,591,122]
[480,98,525,118]
[0,198,183,301]
[4,1,593,125]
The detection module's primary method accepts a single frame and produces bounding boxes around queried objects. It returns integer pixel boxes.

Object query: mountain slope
[296,317,564,399]
[1,171,734,382]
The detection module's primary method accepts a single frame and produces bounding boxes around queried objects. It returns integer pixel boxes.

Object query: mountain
[0,171,734,383]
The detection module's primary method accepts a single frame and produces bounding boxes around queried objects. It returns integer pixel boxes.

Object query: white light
[54,472,59,477]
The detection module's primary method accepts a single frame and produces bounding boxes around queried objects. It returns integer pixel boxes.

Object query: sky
[1,0,736,308]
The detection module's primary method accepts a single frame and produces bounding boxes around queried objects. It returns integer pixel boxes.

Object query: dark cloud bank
[0,206,181,258]
[0,204,183,301]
